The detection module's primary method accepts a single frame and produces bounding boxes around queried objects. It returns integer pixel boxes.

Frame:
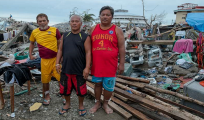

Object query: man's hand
[56,64,61,74]
[83,67,89,79]
[29,55,36,60]
[118,64,124,75]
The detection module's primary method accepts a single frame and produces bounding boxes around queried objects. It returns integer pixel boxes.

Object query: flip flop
[42,99,51,106]
[59,108,70,115]
[79,109,87,116]
[63,99,66,105]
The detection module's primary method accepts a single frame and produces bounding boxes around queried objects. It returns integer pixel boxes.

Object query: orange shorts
[41,57,60,83]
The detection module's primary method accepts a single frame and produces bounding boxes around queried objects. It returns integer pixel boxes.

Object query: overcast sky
[0,0,203,25]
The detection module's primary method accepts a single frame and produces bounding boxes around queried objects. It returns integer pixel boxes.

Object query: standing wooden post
[10,85,14,112]
[27,80,30,95]
[0,83,4,109]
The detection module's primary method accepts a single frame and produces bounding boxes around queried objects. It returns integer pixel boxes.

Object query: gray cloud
[0,0,203,25]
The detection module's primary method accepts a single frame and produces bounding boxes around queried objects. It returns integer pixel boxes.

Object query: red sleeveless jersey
[91,24,118,77]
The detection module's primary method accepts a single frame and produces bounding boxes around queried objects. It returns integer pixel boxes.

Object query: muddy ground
[0,77,138,120]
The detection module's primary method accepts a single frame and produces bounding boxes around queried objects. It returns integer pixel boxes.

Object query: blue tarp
[186,13,204,32]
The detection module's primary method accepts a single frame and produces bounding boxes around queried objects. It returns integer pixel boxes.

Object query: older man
[89,6,125,114]
[29,13,62,105]
[56,15,91,116]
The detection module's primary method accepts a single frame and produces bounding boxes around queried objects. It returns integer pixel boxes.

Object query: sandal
[59,108,70,115]
[79,109,87,116]
[42,99,51,106]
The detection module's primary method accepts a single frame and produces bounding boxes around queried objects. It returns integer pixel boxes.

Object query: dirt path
[0,80,132,120]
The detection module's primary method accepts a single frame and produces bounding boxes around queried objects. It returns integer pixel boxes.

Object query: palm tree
[82,13,95,23]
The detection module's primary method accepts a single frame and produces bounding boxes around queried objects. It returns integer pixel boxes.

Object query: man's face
[37,17,49,30]
[100,9,113,25]
[70,16,82,31]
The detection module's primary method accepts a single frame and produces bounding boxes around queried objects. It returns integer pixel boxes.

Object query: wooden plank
[145,85,204,108]
[87,86,132,119]
[153,95,204,118]
[111,97,151,120]
[0,83,4,109]
[114,93,128,102]
[130,104,173,120]
[115,83,203,120]
[114,87,190,120]
[87,81,147,119]
[128,40,196,45]
[116,78,145,88]
[146,26,191,38]
[10,85,14,112]
[117,75,150,83]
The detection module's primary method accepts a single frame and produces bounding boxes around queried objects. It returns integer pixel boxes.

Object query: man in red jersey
[89,6,125,114]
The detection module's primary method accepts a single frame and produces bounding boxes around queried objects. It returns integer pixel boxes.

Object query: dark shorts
[60,73,87,97]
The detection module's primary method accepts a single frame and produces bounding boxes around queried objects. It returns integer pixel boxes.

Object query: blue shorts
[92,76,116,92]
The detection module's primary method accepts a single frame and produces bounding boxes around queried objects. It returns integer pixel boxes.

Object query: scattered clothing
[3,33,8,40]
[8,32,12,39]
[176,59,186,65]
[195,75,204,81]
[196,33,204,68]
[0,34,4,42]
[173,39,193,53]
[0,64,32,86]
[199,81,204,87]
[179,62,193,69]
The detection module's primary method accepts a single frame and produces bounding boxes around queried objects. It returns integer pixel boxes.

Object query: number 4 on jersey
[99,40,104,47]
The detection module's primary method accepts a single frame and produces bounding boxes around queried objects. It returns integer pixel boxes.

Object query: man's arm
[29,41,36,60]
[83,36,91,79]
[56,35,63,73]
[56,29,61,49]
[116,26,125,75]
[29,32,36,60]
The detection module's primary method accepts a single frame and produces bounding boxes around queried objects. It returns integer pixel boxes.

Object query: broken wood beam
[114,93,129,102]
[117,75,150,83]
[116,83,203,120]
[130,104,173,120]
[10,85,14,113]
[116,78,146,88]
[146,26,191,38]
[111,97,151,120]
[128,40,196,45]
[87,86,132,119]
[116,77,204,108]
[0,83,4,109]
[153,95,204,118]
[114,87,191,120]
[145,84,204,108]
[87,81,149,119]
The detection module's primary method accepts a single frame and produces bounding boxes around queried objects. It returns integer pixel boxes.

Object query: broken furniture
[0,80,31,112]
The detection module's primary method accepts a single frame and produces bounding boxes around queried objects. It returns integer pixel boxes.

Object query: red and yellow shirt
[30,27,61,59]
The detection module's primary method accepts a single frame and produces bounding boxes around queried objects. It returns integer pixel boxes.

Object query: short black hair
[99,6,114,16]
[36,13,48,22]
